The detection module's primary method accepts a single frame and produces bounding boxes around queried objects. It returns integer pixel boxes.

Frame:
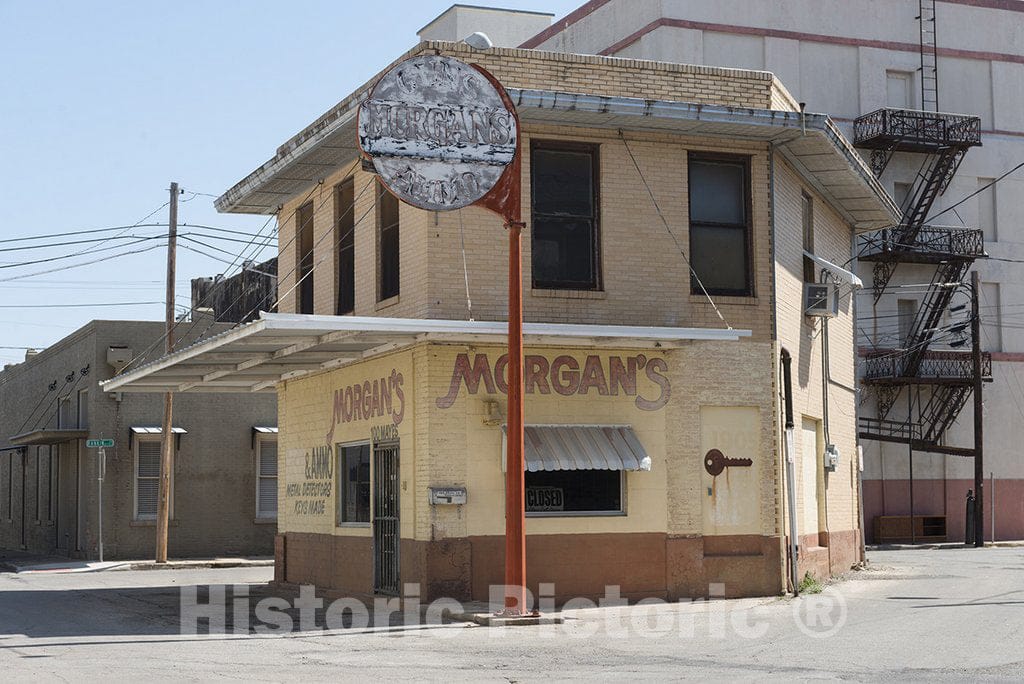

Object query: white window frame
[134,436,172,521]
[524,469,627,518]
[336,440,371,527]
[255,436,278,520]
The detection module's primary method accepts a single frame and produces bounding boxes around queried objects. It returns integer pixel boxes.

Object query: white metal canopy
[100,313,750,394]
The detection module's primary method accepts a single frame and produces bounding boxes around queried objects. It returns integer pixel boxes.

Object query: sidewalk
[0,550,273,574]
[867,540,1024,551]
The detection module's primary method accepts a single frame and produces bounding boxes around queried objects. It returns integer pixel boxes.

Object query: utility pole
[156,182,178,563]
[971,270,984,548]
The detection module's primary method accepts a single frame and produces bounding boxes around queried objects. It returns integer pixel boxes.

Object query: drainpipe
[781,348,800,595]
[852,231,867,564]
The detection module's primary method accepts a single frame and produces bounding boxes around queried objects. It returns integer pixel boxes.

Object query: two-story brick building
[104,41,898,602]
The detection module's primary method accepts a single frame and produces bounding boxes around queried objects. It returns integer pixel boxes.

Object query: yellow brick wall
[277,125,776,340]
[773,156,861,537]
[276,340,787,544]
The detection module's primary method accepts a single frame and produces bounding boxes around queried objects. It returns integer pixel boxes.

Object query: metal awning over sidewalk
[101,313,750,394]
[9,429,89,446]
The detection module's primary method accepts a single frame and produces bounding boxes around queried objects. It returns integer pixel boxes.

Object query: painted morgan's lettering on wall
[435,353,670,410]
[325,369,405,444]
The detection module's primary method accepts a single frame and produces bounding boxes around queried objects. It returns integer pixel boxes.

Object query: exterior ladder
[919,0,939,112]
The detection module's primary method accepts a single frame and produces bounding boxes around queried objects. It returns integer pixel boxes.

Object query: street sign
[358,55,518,211]
[86,439,114,448]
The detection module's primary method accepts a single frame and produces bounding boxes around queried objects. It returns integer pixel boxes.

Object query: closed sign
[526,486,564,512]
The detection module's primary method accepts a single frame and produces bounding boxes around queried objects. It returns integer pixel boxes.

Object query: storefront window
[337,443,370,524]
[525,470,622,515]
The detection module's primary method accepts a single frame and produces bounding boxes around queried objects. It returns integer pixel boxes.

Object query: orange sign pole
[503,163,526,615]
[472,64,528,615]
[361,55,528,615]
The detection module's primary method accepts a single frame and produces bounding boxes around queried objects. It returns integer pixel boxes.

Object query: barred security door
[373,443,400,595]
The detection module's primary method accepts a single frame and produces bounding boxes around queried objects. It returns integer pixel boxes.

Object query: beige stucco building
[105,41,897,602]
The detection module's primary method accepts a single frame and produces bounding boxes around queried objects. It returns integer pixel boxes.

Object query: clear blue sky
[0,0,581,363]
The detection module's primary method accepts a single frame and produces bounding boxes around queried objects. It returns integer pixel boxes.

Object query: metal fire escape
[852,3,990,453]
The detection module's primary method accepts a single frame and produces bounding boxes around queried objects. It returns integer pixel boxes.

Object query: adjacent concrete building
[0,321,277,559]
[107,39,897,601]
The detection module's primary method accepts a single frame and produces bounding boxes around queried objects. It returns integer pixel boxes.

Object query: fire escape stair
[853,105,984,454]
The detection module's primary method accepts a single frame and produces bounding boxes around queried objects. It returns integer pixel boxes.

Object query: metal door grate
[373,443,400,595]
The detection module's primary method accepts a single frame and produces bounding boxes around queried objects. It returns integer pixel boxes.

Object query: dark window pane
[338,444,371,523]
[690,224,749,294]
[530,143,600,290]
[689,160,745,224]
[337,180,355,314]
[531,149,593,217]
[379,187,400,301]
[297,202,314,314]
[532,218,595,288]
[525,469,621,513]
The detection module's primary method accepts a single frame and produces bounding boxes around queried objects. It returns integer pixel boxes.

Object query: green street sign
[86,439,114,448]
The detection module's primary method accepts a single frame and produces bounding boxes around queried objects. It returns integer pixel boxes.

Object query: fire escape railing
[854,102,985,450]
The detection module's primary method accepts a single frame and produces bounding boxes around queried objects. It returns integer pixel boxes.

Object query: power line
[619,131,732,330]
[0,244,166,283]
[0,223,169,245]
[926,160,1024,223]
[0,226,170,251]
[0,235,166,268]
[0,301,163,309]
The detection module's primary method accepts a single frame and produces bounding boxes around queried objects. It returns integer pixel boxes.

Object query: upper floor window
[378,183,400,302]
[688,154,752,297]
[336,179,356,314]
[530,141,600,290]
[296,201,315,314]
[77,388,88,430]
[802,191,815,282]
[886,70,914,109]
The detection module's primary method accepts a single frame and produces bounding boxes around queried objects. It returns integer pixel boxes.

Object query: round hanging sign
[358,55,518,212]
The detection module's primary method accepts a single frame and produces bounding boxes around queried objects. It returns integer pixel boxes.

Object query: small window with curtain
[530,141,600,290]
[256,437,278,519]
[336,178,356,314]
[688,154,752,296]
[378,183,400,302]
[134,437,164,521]
[337,442,370,524]
[296,201,315,314]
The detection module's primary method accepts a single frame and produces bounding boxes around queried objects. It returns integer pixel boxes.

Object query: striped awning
[509,425,652,472]
[130,426,187,435]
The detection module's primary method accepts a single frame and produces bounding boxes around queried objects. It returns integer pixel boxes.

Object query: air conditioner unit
[804,282,839,318]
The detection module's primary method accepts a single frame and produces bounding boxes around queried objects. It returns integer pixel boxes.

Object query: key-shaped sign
[704,448,753,477]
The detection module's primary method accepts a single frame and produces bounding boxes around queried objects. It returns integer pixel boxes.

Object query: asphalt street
[0,547,1022,681]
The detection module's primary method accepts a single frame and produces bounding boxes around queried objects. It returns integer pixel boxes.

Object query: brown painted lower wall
[795,529,861,582]
[863,478,1024,543]
[274,530,857,603]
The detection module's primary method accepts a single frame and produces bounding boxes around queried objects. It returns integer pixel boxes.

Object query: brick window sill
[688,294,759,306]
[375,295,400,311]
[129,519,180,527]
